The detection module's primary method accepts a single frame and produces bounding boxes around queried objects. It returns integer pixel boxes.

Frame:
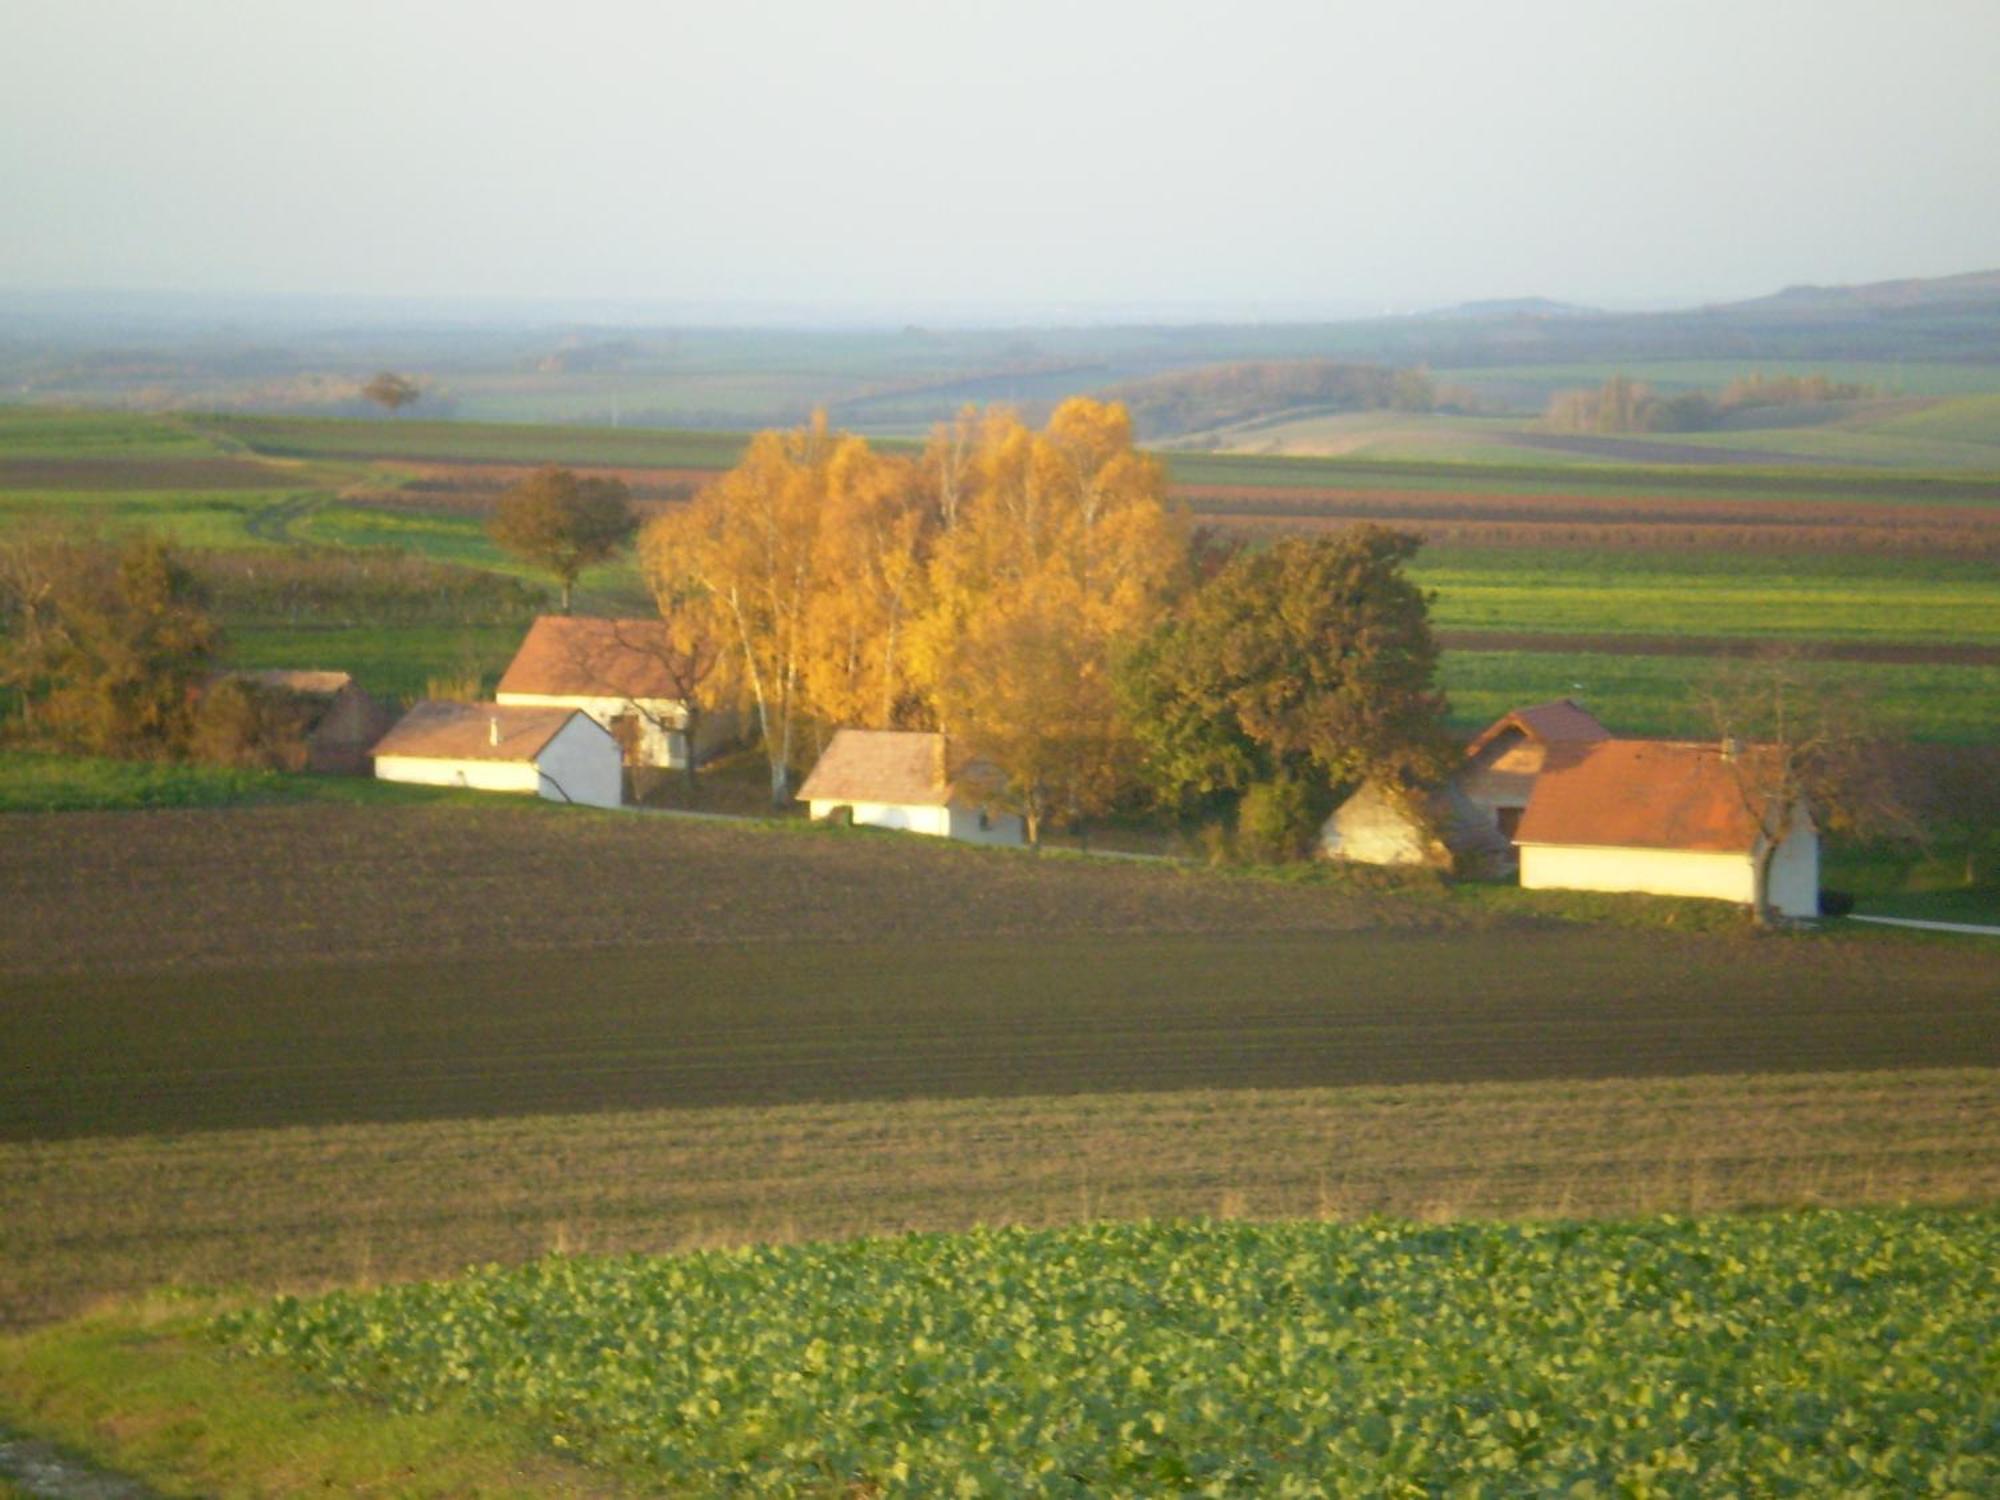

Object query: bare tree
[1697,653,1921,926]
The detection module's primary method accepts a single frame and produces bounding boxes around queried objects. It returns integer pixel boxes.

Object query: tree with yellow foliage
[641,414,915,805]
[911,398,1184,842]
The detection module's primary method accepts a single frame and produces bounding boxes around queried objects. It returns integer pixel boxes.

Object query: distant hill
[1722,269,2000,315]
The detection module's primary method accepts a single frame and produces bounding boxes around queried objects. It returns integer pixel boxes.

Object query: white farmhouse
[371,700,623,809]
[1516,739,1819,917]
[796,729,1024,845]
[496,616,727,770]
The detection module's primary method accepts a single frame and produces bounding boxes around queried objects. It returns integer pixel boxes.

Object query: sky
[4,0,1998,321]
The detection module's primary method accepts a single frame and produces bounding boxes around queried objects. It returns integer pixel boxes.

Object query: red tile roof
[1515,739,1787,853]
[796,730,1002,807]
[1465,699,1610,758]
[372,701,583,763]
[497,616,684,700]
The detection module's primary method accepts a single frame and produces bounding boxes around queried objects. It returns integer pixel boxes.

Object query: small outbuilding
[212,669,396,775]
[1458,699,1610,844]
[371,700,624,809]
[496,616,730,769]
[1318,778,1515,875]
[796,729,1024,845]
[1515,739,1819,917]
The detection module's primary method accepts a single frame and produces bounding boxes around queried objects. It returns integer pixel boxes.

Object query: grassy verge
[3,1069,1993,1330]
[0,1310,644,1498]
[0,751,474,813]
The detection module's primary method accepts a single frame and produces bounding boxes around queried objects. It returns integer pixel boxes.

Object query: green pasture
[0,750,454,813]
[223,622,529,702]
[1415,546,2000,646]
[193,412,754,469]
[0,486,317,548]
[1441,649,2000,744]
[0,405,224,458]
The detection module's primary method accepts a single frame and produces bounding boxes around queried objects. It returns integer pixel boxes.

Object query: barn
[496,616,730,769]
[796,729,1024,845]
[371,700,624,809]
[1516,738,1820,917]
[232,669,396,775]
[1457,699,1611,844]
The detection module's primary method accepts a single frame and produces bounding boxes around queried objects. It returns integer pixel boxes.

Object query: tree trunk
[1751,837,1781,928]
[681,706,701,799]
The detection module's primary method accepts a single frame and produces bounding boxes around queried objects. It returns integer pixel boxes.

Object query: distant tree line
[1543,372,1877,435]
[1102,360,1453,439]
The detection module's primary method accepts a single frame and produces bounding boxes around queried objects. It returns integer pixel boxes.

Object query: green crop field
[194,1211,1997,1496]
[1414,546,2000,646]
[1440,649,2000,744]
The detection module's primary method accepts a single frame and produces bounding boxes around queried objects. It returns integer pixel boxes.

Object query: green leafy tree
[0,532,218,756]
[488,466,637,614]
[1121,526,1451,829]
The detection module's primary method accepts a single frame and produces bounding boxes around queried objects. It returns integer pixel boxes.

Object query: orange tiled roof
[1515,739,1788,853]
[497,616,684,700]
[1465,699,1610,758]
[372,701,582,763]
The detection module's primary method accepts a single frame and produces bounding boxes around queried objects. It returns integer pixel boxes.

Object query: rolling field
[5,1070,1994,1332]
[2,798,1996,1335]
[6,405,2000,740]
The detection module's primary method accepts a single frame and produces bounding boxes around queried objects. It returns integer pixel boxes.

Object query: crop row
[223,1211,2000,1496]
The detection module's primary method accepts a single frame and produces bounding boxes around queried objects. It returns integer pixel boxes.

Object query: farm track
[238,491,327,545]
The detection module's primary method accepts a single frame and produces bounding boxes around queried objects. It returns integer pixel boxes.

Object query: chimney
[489,715,501,747]
[935,734,948,789]
[1720,735,1741,762]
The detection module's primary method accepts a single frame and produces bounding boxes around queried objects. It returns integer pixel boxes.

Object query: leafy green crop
[221,1212,1998,1496]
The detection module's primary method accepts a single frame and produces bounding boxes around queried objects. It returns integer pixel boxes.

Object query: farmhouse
[213,669,396,775]
[1515,738,1819,918]
[496,616,727,769]
[1458,698,1610,843]
[797,729,1025,845]
[371,700,623,809]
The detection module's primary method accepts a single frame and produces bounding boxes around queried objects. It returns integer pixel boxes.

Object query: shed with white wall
[797,729,1024,845]
[372,700,623,809]
[1515,739,1819,918]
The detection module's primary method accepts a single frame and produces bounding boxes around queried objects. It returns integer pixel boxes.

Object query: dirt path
[0,1431,163,1500]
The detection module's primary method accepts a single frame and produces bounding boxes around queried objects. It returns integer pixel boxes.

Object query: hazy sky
[4,0,1997,318]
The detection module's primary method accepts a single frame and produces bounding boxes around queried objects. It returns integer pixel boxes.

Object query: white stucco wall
[1521,843,1756,906]
[1521,808,1820,919]
[374,716,622,809]
[1765,815,1820,919]
[375,755,542,795]
[496,691,688,767]
[808,799,953,836]
[533,715,624,809]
